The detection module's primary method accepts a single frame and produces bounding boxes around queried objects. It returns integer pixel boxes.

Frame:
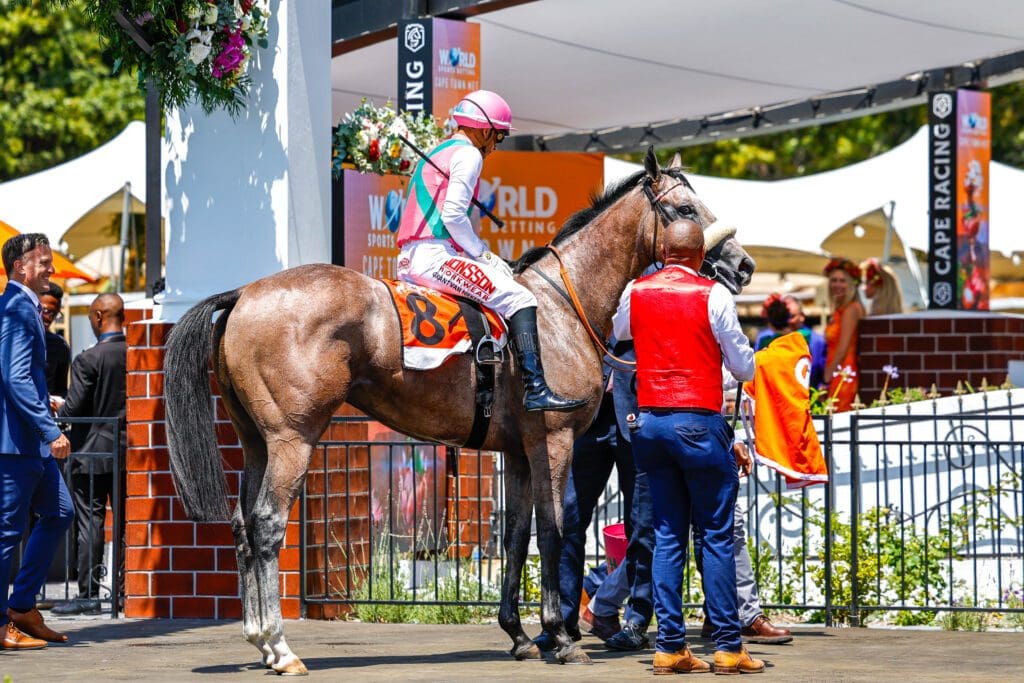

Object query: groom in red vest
[624,219,764,675]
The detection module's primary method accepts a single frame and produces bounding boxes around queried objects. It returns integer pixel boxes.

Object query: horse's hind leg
[498,452,541,660]
[531,432,590,664]
[250,432,316,676]
[232,442,275,666]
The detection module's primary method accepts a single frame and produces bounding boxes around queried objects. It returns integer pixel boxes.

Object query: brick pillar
[124,315,302,619]
[446,451,496,559]
[858,313,1024,401]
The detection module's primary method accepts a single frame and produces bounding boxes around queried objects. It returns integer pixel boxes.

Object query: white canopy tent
[332,0,1024,144]
[0,122,166,278]
[605,126,1024,306]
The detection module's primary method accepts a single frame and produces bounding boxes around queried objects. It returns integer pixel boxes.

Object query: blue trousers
[1,454,74,622]
[633,411,741,653]
[558,394,653,630]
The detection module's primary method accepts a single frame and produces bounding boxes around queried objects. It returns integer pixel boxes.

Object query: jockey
[396,90,585,413]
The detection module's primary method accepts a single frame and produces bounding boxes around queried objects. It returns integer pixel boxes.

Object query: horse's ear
[643,146,660,181]
[668,152,682,169]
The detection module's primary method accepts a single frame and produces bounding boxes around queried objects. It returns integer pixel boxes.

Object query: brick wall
[858,312,1024,401]
[446,450,496,559]
[124,315,303,619]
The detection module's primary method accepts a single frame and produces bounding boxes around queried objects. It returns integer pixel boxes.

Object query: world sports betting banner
[927,89,991,310]
[398,17,481,123]
[340,152,604,279]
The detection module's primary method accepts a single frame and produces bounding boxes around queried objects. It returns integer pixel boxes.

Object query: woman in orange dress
[823,258,865,412]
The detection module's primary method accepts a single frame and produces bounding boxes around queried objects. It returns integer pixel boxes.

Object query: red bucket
[603,522,627,571]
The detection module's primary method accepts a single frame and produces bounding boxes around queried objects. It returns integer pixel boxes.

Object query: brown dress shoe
[6,608,68,643]
[741,615,792,644]
[1,622,47,650]
[713,647,765,675]
[653,646,711,675]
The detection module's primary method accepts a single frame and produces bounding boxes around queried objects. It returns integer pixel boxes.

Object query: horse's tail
[165,289,241,522]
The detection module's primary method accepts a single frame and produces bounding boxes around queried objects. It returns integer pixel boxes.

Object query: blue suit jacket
[0,282,61,456]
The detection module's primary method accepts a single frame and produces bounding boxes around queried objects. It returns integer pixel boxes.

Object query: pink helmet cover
[452,90,515,131]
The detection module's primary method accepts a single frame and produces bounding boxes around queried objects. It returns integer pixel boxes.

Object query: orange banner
[474,151,605,260]
[431,18,481,123]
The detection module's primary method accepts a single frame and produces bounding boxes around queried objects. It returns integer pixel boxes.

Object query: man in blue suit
[1,233,74,650]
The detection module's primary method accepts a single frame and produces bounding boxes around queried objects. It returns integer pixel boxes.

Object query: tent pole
[882,201,895,263]
[119,182,132,293]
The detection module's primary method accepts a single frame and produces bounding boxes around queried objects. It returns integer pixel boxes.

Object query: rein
[544,245,637,367]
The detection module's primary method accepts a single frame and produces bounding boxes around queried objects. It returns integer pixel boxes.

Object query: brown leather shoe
[741,615,792,644]
[6,608,68,643]
[653,646,711,675]
[713,647,765,675]
[1,622,47,650]
[579,605,620,642]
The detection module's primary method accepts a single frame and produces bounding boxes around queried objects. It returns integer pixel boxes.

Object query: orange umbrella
[0,218,96,282]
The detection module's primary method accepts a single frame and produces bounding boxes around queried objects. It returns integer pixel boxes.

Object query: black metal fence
[303,392,1024,627]
[18,417,124,618]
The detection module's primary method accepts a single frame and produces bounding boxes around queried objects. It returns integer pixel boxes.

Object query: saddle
[382,280,508,449]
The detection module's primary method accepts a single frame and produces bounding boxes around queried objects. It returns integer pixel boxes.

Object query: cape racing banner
[741,332,828,489]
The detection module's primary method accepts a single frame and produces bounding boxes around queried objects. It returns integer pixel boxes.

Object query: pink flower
[212,30,247,79]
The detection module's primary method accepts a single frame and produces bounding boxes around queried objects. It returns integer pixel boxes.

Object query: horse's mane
[511,167,693,273]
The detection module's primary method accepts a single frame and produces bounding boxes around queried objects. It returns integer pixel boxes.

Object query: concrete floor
[2,617,1023,681]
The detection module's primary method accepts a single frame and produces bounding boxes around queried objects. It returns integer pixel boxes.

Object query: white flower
[234,0,244,19]
[388,118,409,139]
[882,364,900,380]
[204,5,219,25]
[186,2,203,20]
[241,15,252,30]
[186,28,215,65]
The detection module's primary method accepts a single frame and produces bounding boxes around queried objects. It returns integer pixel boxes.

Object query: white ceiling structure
[332,0,1024,147]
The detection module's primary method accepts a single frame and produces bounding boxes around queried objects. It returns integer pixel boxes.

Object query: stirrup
[475,335,504,366]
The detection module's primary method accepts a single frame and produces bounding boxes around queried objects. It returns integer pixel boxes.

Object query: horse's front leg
[498,452,541,660]
[531,431,591,665]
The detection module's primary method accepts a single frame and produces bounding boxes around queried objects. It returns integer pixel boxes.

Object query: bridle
[539,174,693,368]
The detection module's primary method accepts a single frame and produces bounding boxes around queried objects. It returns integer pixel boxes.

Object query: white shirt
[440,143,488,259]
[611,265,755,382]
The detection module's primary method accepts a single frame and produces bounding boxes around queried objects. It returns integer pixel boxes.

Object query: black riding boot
[508,308,587,412]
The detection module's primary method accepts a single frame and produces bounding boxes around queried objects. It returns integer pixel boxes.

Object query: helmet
[452,90,515,132]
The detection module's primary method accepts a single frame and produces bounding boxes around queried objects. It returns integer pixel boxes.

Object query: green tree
[0,0,144,182]
[636,81,1024,179]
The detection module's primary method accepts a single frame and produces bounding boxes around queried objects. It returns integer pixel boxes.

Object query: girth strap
[455,298,496,450]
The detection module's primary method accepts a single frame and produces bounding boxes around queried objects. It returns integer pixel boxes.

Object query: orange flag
[741,331,828,489]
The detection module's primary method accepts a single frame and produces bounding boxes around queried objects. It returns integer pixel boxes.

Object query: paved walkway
[2,618,1023,681]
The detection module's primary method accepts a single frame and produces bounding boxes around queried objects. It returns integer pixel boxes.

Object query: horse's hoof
[556,645,592,665]
[511,642,543,660]
[272,654,309,676]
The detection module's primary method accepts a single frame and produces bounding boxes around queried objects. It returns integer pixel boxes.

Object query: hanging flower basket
[79,0,270,114]
[332,100,447,178]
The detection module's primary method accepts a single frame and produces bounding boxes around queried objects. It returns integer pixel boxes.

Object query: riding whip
[397,134,506,229]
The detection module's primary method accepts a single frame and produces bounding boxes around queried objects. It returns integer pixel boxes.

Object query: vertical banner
[398,19,433,116]
[342,170,409,280]
[928,91,957,309]
[398,18,480,123]
[955,90,991,310]
[431,18,481,123]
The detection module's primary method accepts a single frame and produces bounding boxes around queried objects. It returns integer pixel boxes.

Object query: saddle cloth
[382,280,507,370]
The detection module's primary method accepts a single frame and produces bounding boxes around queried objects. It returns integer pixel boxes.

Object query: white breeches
[397,240,537,319]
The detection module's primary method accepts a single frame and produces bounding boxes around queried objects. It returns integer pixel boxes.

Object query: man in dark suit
[52,294,127,615]
[40,282,70,399]
[0,233,74,650]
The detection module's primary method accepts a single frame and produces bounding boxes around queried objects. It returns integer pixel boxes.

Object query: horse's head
[639,148,756,294]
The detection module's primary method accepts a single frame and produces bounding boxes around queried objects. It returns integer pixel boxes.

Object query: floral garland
[75,1,270,114]
[823,257,861,283]
[861,258,883,286]
[332,100,446,178]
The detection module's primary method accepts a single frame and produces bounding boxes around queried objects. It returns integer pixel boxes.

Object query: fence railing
[302,392,1024,627]
[17,417,123,618]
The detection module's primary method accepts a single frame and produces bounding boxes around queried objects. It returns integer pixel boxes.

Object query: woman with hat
[822,258,865,412]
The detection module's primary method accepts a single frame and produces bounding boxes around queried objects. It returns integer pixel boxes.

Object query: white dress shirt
[611,265,754,382]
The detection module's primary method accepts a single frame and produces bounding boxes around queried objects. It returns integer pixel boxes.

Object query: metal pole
[111,421,122,618]
[144,79,162,297]
[849,414,860,627]
[118,183,132,292]
[824,414,833,627]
